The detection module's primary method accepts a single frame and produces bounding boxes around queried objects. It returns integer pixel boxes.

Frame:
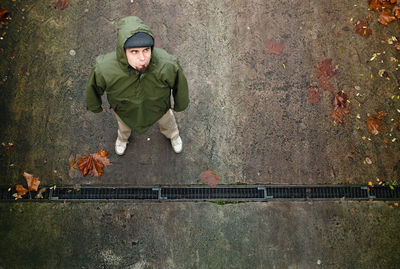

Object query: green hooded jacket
[85,16,189,134]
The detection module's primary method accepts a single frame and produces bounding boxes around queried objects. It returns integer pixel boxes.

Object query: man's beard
[136,65,148,73]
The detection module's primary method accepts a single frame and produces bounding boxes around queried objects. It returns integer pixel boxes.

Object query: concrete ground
[1,0,400,268]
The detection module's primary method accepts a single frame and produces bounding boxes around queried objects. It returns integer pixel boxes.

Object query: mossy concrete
[1,201,400,269]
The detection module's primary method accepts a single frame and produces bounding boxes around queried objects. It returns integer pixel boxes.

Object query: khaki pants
[113,109,179,142]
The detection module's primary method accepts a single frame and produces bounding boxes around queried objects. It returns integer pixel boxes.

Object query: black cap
[124,32,154,49]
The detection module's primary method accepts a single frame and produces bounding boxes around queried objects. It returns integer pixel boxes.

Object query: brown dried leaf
[199,169,220,188]
[15,184,28,199]
[368,0,384,12]
[77,150,111,179]
[308,86,322,104]
[23,172,40,192]
[395,42,400,51]
[53,0,69,10]
[317,59,336,92]
[331,92,350,123]
[265,39,284,56]
[378,10,397,25]
[367,116,386,135]
[355,21,372,37]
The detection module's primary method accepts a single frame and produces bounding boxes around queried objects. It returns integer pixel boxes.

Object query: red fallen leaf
[378,9,397,25]
[331,92,350,123]
[77,150,111,179]
[308,86,322,104]
[15,184,28,199]
[355,20,372,37]
[199,169,220,188]
[377,111,388,120]
[0,9,10,21]
[265,39,284,55]
[367,112,387,135]
[368,0,384,12]
[23,172,40,191]
[317,59,336,92]
[53,0,69,10]
[394,6,400,19]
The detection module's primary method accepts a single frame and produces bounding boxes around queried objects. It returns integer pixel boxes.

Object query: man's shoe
[171,136,183,153]
[115,139,128,155]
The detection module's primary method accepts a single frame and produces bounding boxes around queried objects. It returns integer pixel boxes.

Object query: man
[86,16,189,155]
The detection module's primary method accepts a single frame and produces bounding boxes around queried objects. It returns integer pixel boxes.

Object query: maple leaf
[378,9,397,25]
[77,150,111,179]
[368,0,384,12]
[265,39,284,55]
[308,86,322,104]
[331,92,350,123]
[317,59,336,92]
[14,184,28,199]
[367,112,387,135]
[0,9,10,22]
[355,20,372,37]
[53,0,69,10]
[23,172,40,191]
[199,169,220,188]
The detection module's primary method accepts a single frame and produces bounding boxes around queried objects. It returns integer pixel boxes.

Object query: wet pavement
[1,0,400,268]
[1,0,399,186]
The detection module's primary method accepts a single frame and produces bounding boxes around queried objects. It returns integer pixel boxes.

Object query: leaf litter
[76,150,111,179]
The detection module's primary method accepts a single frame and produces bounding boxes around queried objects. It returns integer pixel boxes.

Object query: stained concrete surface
[1,201,400,269]
[1,0,400,268]
[1,0,400,186]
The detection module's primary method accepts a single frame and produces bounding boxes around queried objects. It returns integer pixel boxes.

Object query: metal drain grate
[0,185,399,201]
[159,187,265,200]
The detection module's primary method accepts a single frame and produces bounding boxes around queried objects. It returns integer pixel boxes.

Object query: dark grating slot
[0,188,14,201]
[161,187,265,200]
[369,186,400,200]
[51,187,158,200]
[266,186,369,199]
[1,186,399,201]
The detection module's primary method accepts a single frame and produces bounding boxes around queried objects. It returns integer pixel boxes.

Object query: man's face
[125,47,151,73]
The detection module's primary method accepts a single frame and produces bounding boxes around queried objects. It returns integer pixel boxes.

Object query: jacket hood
[116,16,154,67]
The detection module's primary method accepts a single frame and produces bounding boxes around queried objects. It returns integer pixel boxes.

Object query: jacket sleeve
[172,62,189,112]
[85,64,105,113]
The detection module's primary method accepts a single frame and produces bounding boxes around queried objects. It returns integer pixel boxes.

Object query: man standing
[86,16,189,155]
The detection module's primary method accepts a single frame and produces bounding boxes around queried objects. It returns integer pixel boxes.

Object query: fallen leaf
[52,0,69,10]
[23,172,40,191]
[395,42,400,51]
[14,184,28,199]
[368,0,384,12]
[265,39,284,55]
[308,86,322,104]
[355,20,372,37]
[378,9,397,25]
[199,169,220,188]
[317,59,336,92]
[0,9,10,21]
[77,150,111,179]
[367,112,387,135]
[331,92,350,123]
[365,157,373,165]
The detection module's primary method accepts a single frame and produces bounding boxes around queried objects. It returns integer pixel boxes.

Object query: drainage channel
[1,185,400,201]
